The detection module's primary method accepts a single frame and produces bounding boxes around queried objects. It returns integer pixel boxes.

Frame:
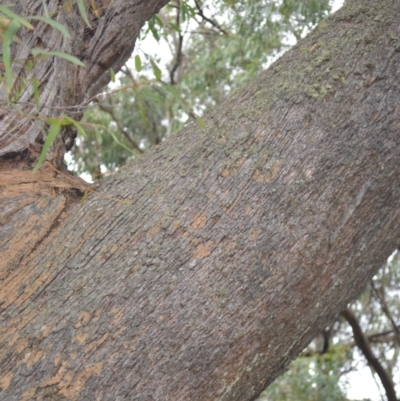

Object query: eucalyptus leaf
[0,5,33,29]
[47,51,85,67]
[33,122,61,173]
[76,0,91,28]
[110,67,116,83]
[3,19,20,94]
[29,15,71,38]
[150,59,162,81]
[135,54,142,72]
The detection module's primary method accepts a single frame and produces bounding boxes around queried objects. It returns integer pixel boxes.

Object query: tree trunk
[0,0,169,163]
[1,0,400,400]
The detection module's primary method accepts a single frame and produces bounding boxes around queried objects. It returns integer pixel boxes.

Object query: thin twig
[193,0,228,36]
[169,0,184,85]
[96,100,143,154]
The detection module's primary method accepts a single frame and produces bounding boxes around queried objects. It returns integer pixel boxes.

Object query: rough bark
[0,0,169,164]
[1,0,400,400]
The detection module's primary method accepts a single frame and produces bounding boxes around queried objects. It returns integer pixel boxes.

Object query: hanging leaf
[135,54,142,72]
[29,16,71,38]
[30,47,45,57]
[47,51,85,66]
[154,15,164,27]
[62,115,87,138]
[181,1,195,19]
[150,59,162,81]
[76,0,91,28]
[141,88,161,103]
[3,19,21,94]
[33,122,61,173]
[147,16,160,42]
[110,67,116,83]
[0,6,33,29]
[108,129,137,155]
[169,22,181,33]
[181,2,188,22]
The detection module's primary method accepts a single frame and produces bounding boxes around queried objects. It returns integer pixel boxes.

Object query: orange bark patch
[84,333,109,353]
[192,212,207,228]
[221,168,230,177]
[40,325,52,339]
[15,337,29,354]
[58,361,104,400]
[54,354,61,367]
[0,164,94,311]
[20,388,35,401]
[91,311,101,323]
[248,228,262,241]
[29,361,104,401]
[0,165,88,288]
[7,333,19,346]
[147,224,160,237]
[252,169,265,182]
[170,220,181,234]
[194,242,213,258]
[26,348,45,368]
[252,160,282,183]
[0,372,13,390]
[0,191,67,309]
[112,307,124,325]
[75,311,91,328]
[74,332,89,345]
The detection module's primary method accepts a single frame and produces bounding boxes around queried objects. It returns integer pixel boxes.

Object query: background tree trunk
[1,0,400,400]
[0,0,168,163]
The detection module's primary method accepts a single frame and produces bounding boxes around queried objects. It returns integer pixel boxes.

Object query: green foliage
[33,116,87,172]
[71,0,332,179]
[260,348,351,401]
[2,18,20,93]
[33,121,61,172]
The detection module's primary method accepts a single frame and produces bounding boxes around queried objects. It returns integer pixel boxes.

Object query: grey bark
[1,0,400,400]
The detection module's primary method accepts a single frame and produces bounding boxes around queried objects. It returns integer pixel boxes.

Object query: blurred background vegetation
[67,1,400,399]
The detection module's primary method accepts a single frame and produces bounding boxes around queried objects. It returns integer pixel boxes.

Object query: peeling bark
[1,0,400,400]
[0,0,169,164]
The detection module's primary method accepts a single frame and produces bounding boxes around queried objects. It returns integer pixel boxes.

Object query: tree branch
[340,309,398,401]
[370,280,400,346]
[193,0,228,36]
[169,0,184,85]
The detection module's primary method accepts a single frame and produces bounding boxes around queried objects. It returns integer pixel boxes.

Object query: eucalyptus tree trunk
[1,0,400,400]
[0,0,169,162]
